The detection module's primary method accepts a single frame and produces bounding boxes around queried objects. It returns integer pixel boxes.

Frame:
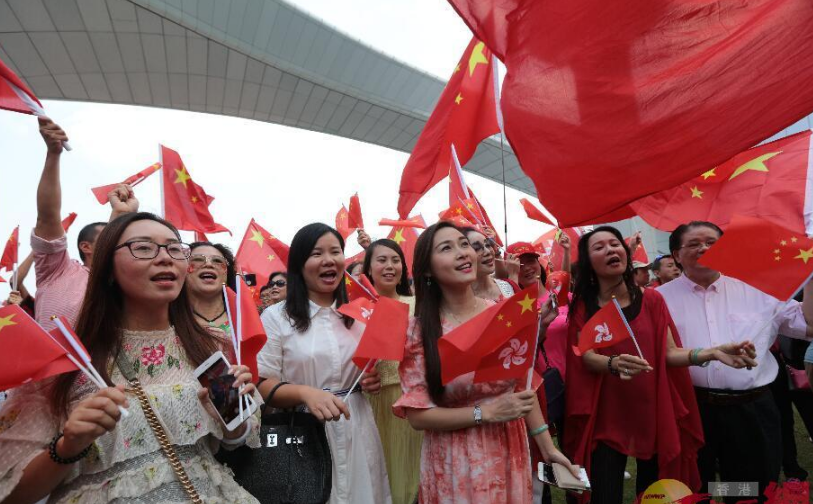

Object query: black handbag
[216,382,332,504]
[540,347,565,429]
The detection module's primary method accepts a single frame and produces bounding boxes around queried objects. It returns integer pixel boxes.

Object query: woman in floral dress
[0,212,259,504]
[393,222,576,504]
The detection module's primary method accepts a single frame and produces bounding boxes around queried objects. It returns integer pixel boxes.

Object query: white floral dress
[0,327,260,504]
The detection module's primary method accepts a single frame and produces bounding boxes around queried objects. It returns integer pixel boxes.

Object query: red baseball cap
[507,242,540,257]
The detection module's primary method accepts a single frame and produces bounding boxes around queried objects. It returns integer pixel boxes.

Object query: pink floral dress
[393,319,533,504]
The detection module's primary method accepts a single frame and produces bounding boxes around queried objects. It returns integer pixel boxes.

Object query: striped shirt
[31,231,89,332]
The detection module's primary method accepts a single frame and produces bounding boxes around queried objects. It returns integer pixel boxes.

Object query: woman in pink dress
[393,222,576,504]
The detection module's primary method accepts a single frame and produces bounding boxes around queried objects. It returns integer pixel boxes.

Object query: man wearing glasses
[657,220,813,502]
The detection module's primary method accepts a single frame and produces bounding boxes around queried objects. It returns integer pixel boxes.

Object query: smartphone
[193,351,258,431]
[244,273,257,287]
[539,462,557,486]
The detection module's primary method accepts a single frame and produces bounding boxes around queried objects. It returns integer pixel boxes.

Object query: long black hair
[569,225,642,321]
[363,239,412,297]
[284,223,352,332]
[189,241,237,291]
[412,221,463,403]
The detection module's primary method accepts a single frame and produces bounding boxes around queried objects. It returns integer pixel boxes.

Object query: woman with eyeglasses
[256,223,390,504]
[463,227,518,302]
[360,239,421,504]
[185,241,237,333]
[564,226,757,504]
[0,212,260,504]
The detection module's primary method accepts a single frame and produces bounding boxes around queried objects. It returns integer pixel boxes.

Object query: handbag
[216,381,333,504]
[787,365,811,391]
[540,347,565,428]
[115,354,203,504]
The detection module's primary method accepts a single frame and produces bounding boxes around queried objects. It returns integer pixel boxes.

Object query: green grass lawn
[550,410,812,504]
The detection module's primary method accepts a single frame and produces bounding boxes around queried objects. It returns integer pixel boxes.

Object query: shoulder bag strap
[116,353,204,504]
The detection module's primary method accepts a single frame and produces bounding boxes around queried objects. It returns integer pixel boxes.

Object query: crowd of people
[0,117,812,504]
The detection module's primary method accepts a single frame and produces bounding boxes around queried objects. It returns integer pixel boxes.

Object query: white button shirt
[258,301,392,504]
[657,274,811,390]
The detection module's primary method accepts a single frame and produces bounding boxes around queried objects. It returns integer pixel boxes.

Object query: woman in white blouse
[257,223,391,504]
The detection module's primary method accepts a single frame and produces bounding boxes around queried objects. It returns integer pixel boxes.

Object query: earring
[426,277,432,286]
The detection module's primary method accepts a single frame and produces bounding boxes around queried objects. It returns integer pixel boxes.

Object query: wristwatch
[473,404,483,426]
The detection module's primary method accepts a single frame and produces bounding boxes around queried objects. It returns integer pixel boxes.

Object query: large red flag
[698,215,813,301]
[397,37,501,218]
[0,57,43,115]
[234,219,289,289]
[0,226,19,272]
[161,146,230,235]
[448,0,813,227]
[225,279,268,382]
[0,306,78,391]
[631,130,813,234]
[439,284,539,384]
[351,297,410,369]
[573,299,634,357]
[91,163,162,205]
[61,213,78,232]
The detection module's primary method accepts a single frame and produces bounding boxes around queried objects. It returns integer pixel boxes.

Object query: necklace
[193,308,226,324]
[443,298,484,326]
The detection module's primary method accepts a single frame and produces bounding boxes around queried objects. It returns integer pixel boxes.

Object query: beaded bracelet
[528,424,549,437]
[608,355,620,376]
[48,433,91,465]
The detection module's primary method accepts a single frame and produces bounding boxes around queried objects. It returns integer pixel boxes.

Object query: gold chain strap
[128,376,204,504]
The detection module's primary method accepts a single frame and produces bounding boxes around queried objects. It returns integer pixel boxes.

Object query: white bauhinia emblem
[360,307,374,320]
[498,338,529,369]
[594,323,613,344]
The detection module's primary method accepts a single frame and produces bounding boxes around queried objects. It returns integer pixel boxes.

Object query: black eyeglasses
[115,240,191,260]
[470,239,496,253]
[267,280,287,288]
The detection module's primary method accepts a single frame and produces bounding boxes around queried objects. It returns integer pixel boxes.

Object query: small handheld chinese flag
[439,284,539,384]
[351,297,409,369]
[698,214,813,301]
[0,306,78,391]
[379,216,427,229]
[235,219,289,289]
[344,273,378,302]
[225,278,268,382]
[0,226,19,272]
[61,213,78,232]
[574,298,635,357]
[336,206,354,240]
[91,163,162,205]
[348,193,364,229]
[546,270,571,307]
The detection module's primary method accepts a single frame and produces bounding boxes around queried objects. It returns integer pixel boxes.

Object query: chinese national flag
[473,324,536,383]
[337,297,377,324]
[448,148,504,246]
[61,213,78,232]
[535,227,581,270]
[439,284,539,384]
[0,57,43,115]
[520,198,556,227]
[348,193,364,229]
[397,37,500,218]
[336,206,353,240]
[160,145,230,235]
[351,297,410,369]
[225,278,268,382]
[235,219,289,289]
[379,216,427,229]
[91,163,162,205]
[0,306,78,391]
[546,271,571,307]
[194,231,209,242]
[0,226,19,272]
[573,299,634,356]
[386,215,425,275]
[631,130,813,234]
[439,198,480,225]
[698,215,813,301]
[448,0,813,227]
[626,237,650,266]
[344,273,378,302]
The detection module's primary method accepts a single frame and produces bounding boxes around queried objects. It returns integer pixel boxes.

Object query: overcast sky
[0,0,555,293]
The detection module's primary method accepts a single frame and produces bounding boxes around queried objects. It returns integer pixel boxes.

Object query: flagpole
[612,298,644,360]
[158,144,165,219]
[526,308,545,390]
[491,54,509,245]
[222,282,245,421]
[345,358,376,419]
[10,263,17,292]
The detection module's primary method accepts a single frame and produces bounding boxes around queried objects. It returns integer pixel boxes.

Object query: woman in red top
[565,226,756,504]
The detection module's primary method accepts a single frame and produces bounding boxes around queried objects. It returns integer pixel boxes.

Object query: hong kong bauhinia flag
[351,297,410,369]
[397,37,501,219]
[448,0,813,227]
[161,145,230,235]
[573,298,634,356]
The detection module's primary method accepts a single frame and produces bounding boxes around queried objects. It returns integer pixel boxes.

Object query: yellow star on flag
[690,186,703,199]
[774,249,780,254]
[455,93,463,105]
[505,321,512,328]
[517,294,535,314]
[468,42,489,76]
[267,255,276,262]
[781,240,788,246]
[792,237,798,243]
[701,168,716,180]
[466,202,474,209]
[249,229,265,248]
[190,196,198,203]
[775,256,781,261]
[0,313,17,332]
[497,314,504,321]
[454,207,463,215]
[392,229,406,245]
[345,276,352,286]
[454,64,461,73]
[174,166,191,188]
[794,247,813,264]
[728,151,782,180]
